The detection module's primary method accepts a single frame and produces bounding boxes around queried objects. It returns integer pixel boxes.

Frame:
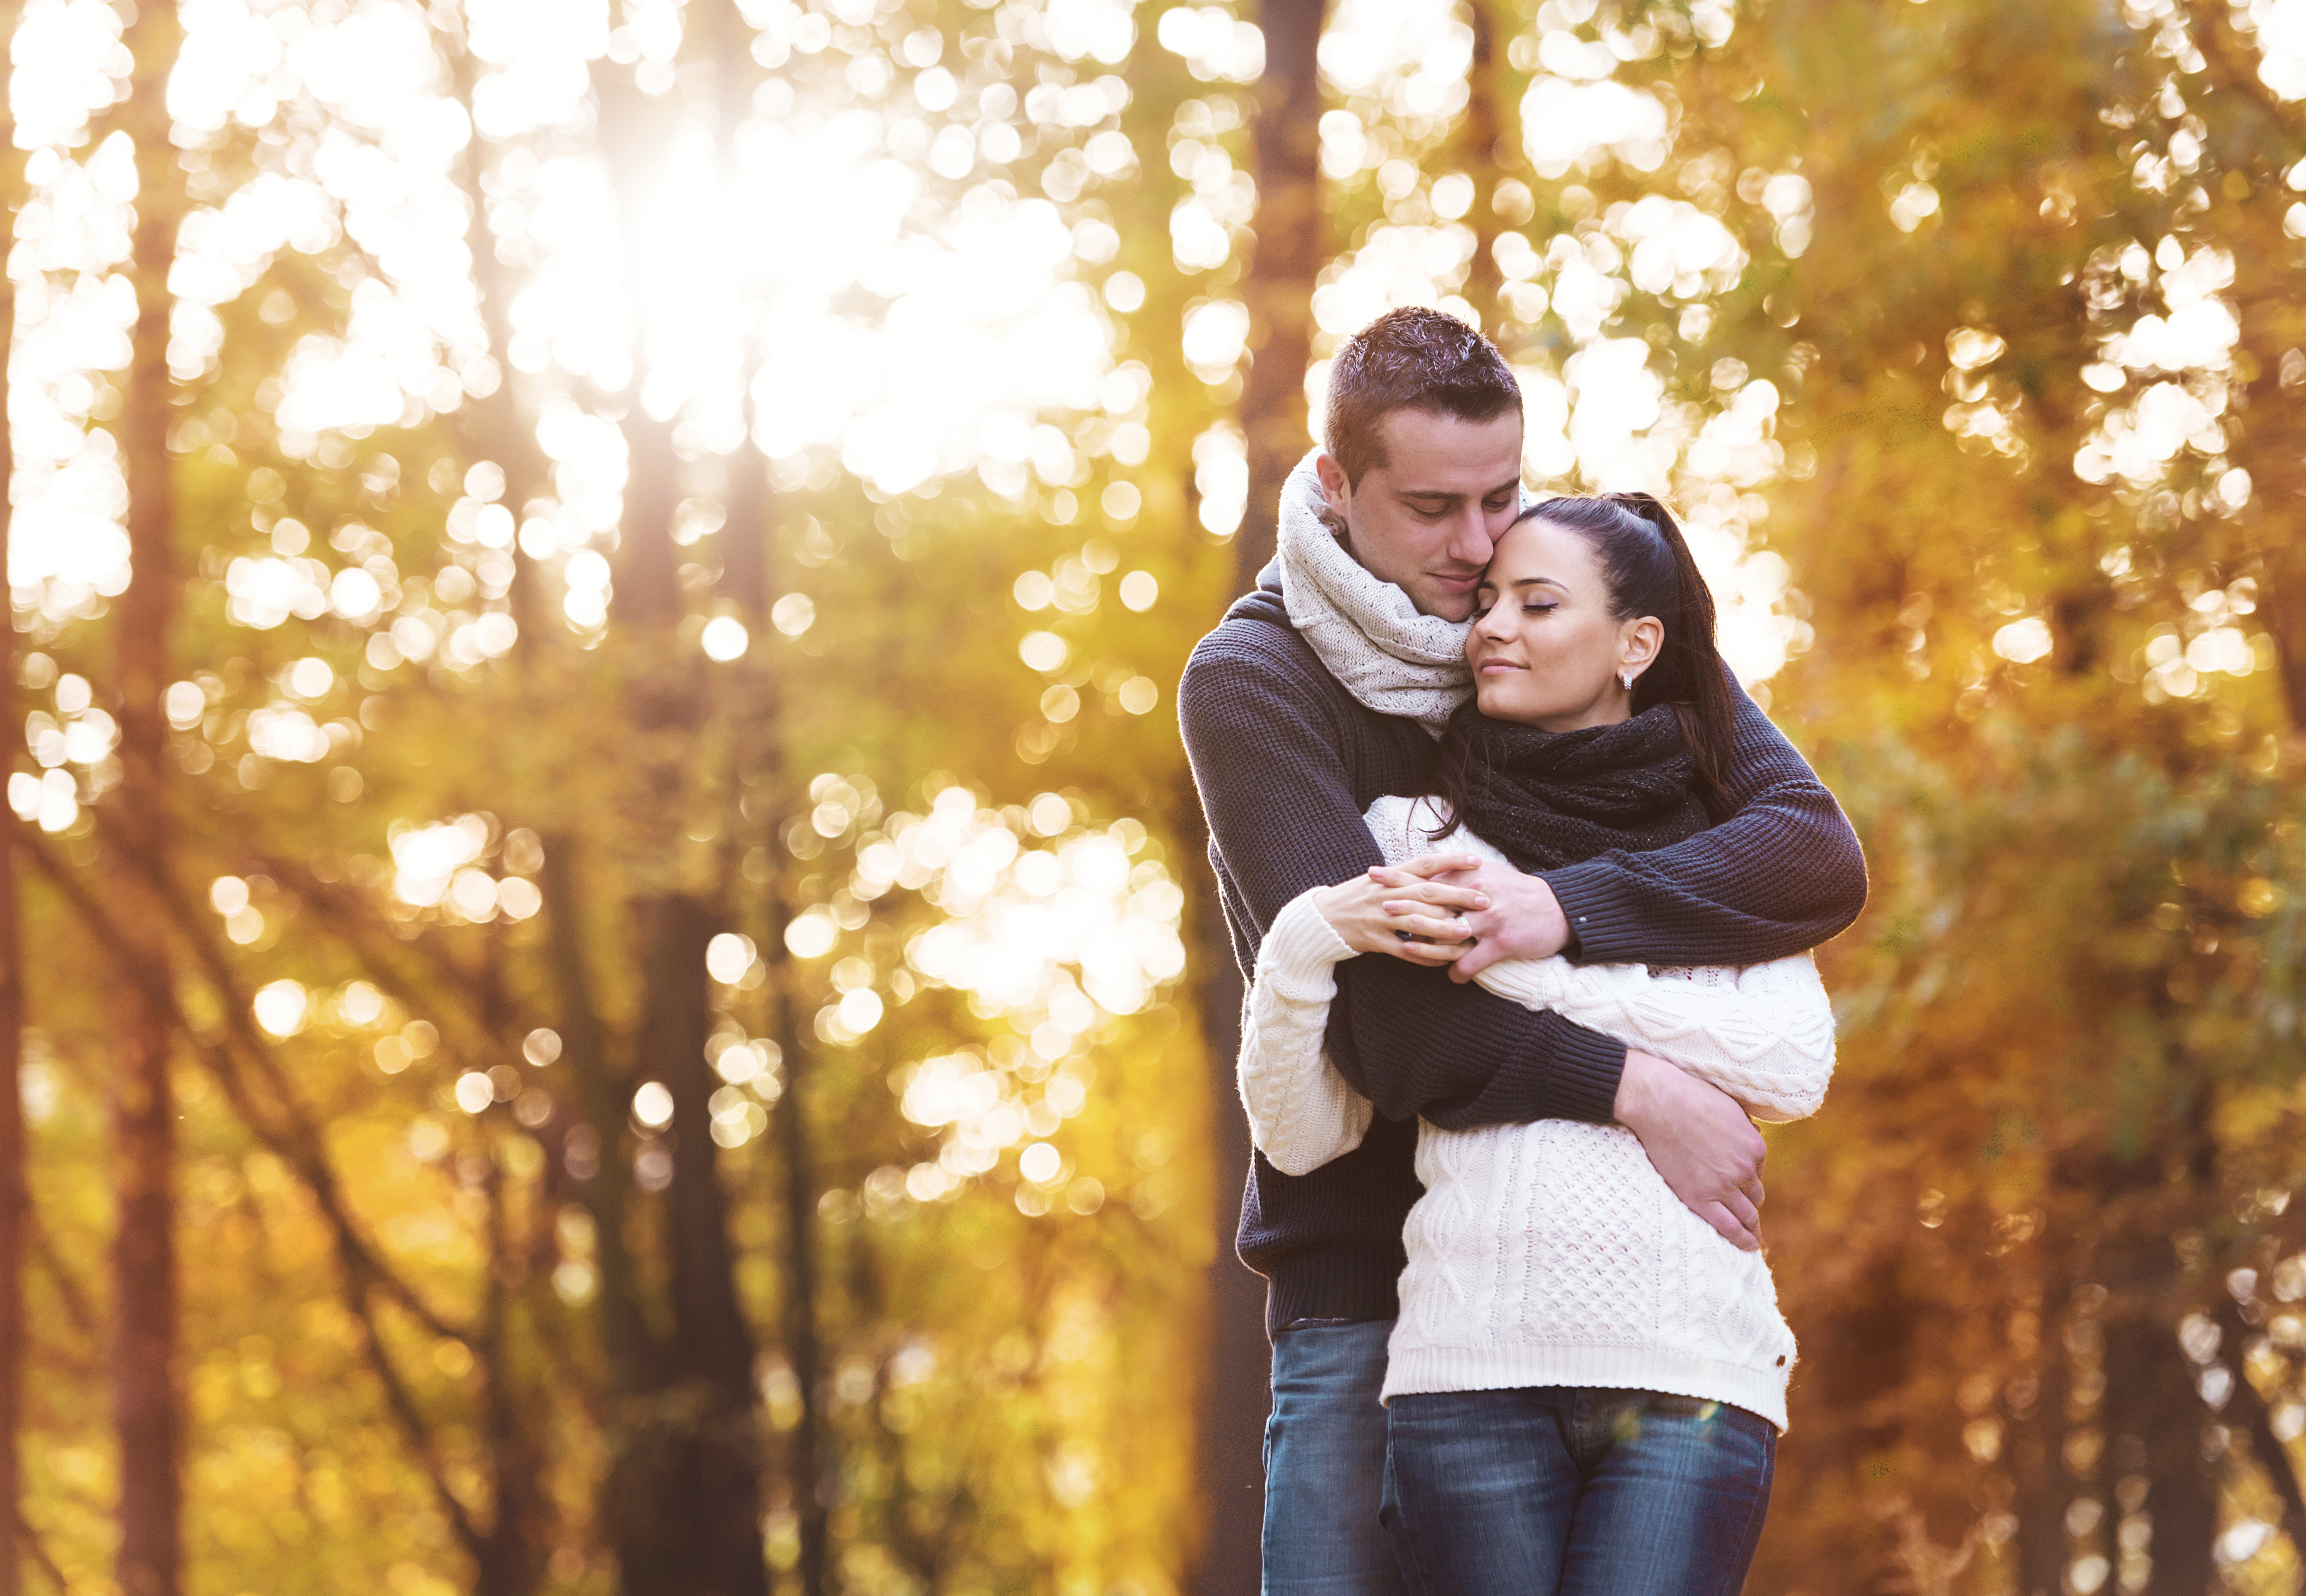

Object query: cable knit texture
[1237,901,1372,1176]
[1239,796,1835,1430]
[1178,573,1867,1334]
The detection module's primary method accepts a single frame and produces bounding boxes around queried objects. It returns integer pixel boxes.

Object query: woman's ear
[1619,615,1665,680]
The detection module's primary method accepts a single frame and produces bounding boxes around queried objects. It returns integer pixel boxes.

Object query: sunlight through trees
[6,0,2306,1592]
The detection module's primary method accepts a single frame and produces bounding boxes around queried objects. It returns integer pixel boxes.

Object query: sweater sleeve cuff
[1544,1019,1628,1125]
[1542,860,1651,966]
[1256,889,1357,980]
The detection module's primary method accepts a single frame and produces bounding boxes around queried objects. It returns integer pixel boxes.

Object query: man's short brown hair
[1323,307,1522,488]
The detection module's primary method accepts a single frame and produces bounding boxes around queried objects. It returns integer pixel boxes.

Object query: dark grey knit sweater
[1177,573,1867,1334]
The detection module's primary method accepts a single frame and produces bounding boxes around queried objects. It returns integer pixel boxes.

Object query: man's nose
[1445,508,1495,568]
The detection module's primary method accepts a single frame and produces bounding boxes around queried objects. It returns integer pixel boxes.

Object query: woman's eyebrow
[1510,576,1570,592]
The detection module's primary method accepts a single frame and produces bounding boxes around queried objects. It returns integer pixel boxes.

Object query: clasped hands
[1312,849,1566,979]
[1313,851,1769,1254]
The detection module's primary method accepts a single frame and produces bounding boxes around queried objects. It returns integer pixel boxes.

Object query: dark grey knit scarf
[1441,701,1708,872]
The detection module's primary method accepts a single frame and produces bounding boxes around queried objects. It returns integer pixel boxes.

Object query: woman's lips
[1476,659,1525,674]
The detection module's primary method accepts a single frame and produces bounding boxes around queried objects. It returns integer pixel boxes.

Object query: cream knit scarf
[1274,449,1480,733]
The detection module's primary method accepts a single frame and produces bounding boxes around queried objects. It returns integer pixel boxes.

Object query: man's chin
[1410,585,1478,623]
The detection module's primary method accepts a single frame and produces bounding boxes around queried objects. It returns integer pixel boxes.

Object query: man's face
[1315,407,1525,623]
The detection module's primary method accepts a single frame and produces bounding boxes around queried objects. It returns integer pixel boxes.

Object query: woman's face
[1466,515,1661,730]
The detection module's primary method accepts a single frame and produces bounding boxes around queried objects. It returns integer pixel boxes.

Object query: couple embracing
[1178,307,1866,1594]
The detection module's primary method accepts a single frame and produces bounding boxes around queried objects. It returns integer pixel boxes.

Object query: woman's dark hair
[1431,492,1739,828]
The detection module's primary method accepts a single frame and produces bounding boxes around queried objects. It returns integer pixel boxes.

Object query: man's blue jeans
[1381,1387,1775,1596]
[1263,1320,1406,1595]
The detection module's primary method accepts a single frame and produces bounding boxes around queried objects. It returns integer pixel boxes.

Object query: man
[1177,307,1866,1593]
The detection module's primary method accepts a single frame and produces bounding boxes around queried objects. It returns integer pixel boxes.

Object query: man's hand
[1613,1051,1766,1251]
[1446,859,1570,980]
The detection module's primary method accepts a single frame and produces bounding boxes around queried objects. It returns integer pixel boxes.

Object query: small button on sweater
[1241,797,1837,1431]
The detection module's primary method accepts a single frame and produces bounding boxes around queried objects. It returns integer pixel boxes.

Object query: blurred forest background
[4,0,2306,1593]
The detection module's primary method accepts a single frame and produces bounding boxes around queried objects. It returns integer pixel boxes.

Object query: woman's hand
[1314,854,1486,966]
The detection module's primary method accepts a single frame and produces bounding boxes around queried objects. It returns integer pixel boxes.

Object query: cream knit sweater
[1240,795,1837,1430]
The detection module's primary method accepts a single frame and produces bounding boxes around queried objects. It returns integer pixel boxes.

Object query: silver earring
[1619,670,1634,692]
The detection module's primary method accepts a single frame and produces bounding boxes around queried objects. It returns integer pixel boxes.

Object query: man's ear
[1314,452,1351,521]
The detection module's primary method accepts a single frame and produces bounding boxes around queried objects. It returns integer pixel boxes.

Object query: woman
[1239,492,1836,1594]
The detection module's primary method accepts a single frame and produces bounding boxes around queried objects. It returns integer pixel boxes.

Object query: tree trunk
[1194,13,1329,1584]
[0,307,19,1596]
[1232,0,1328,586]
[730,496,828,1596]
[1184,848,1262,1596]
[2007,1285,2073,1596]
[1459,0,1508,331]
[437,35,555,1594]
[107,8,188,1593]
[0,12,26,1586]
[709,0,770,623]
[638,893,765,1596]
[617,409,683,634]
[703,15,818,1586]
[445,26,547,645]
[2089,1098,2218,1596]
[768,905,828,1596]
[2258,572,2306,736]
[592,54,767,1593]
[2101,1308,2216,1595]
[474,1149,547,1596]
[603,460,768,1596]
[539,839,653,1381]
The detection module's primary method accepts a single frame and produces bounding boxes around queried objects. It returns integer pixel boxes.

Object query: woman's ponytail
[1603,493,1738,816]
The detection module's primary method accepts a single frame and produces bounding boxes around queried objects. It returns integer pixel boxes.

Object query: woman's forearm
[1237,889,1373,1176]
[1473,953,1836,1122]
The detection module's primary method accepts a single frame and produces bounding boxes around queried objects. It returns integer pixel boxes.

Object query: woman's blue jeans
[1381,1387,1775,1596]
